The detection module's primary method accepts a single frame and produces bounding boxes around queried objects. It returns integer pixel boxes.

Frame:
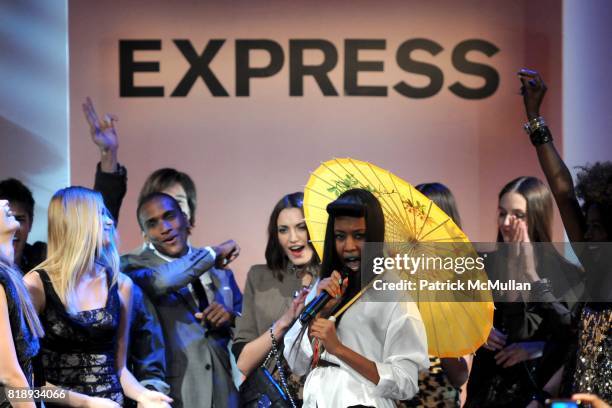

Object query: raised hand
[82,97,119,172]
[518,68,547,120]
[316,270,348,316]
[517,220,540,282]
[82,97,119,152]
[506,218,539,283]
[276,287,309,331]
[212,239,240,268]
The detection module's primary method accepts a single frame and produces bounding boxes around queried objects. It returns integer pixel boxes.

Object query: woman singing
[284,189,429,408]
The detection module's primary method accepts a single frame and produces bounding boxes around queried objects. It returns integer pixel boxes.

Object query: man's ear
[142,231,149,244]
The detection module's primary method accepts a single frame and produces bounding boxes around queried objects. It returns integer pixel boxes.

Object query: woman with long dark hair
[0,199,43,408]
[233,192,320,402]
[284,189,429,408]
[465,177,579,407]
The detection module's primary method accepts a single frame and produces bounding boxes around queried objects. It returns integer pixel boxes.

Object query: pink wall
[69,0,562,287]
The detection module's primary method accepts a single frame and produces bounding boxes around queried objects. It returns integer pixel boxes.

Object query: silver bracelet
[523,116,547,135]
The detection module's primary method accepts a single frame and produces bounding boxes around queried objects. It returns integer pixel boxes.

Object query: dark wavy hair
[496,177,552,243]
[416,182,462,228]
[320,188,385,311]
[0,178,35,221]
[265,192,319,281]
[138,168,197,227]
[575,161,612,237]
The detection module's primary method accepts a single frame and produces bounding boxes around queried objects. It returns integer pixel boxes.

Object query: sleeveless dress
[560,302,612,403]
[0,264,40,408]
[37,269,124,405]
[572,304,611,401]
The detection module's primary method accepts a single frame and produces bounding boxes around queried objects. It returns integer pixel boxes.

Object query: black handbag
[239,327,297,408]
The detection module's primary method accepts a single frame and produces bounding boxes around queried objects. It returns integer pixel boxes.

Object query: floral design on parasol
[304,157,493,357]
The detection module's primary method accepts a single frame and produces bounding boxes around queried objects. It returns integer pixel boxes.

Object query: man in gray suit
[122,192,241,408]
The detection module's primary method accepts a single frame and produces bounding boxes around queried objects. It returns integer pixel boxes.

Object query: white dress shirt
[284,279,429,408]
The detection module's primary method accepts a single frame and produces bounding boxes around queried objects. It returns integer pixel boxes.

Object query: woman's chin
[289,253,313,266]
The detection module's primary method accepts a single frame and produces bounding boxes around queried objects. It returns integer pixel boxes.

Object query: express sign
[120,38,499,99]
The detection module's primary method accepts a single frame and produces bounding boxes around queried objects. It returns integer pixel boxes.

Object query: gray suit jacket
[121,248,240,408]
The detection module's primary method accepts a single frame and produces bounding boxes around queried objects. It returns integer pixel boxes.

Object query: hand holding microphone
[299,267,350,324]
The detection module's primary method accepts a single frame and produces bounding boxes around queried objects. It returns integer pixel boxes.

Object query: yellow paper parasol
[303,157,493,357]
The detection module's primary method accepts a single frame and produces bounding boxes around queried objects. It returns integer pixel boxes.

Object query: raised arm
[122,248,217,298]
[518,69,586,245]
[83,97,119,173]
[83,97,127,223]
[122,241,239,299]
[235,268,308,376]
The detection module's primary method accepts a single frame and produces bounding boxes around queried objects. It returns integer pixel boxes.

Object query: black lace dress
[0,265,40,408]
[37,269,123,405]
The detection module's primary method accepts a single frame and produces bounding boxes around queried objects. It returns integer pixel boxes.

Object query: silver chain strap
[266,325,297,408]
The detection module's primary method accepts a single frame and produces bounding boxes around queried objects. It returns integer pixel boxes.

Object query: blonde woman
[24,187,171,408]
[0,199,44,408]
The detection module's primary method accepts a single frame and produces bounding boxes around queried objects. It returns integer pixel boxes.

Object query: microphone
[298,266,351,325]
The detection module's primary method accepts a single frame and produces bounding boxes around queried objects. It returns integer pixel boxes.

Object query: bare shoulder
[117,272,134,296]
[23,270,45,312]
[23,269,43,289]
[0,284,6,306]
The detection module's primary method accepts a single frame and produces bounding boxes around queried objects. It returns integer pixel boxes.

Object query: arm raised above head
[518,68,586,246]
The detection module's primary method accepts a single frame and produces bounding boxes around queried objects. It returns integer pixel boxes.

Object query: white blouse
[284,281,429,408]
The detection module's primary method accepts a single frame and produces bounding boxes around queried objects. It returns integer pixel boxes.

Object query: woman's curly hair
[576,162,612,206]
[575,161,612,235]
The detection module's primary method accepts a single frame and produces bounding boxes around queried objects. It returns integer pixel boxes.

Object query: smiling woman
[277,207,314,266]
[233,192,320,405]
[0,199,43,408]
[0,179,45,274]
